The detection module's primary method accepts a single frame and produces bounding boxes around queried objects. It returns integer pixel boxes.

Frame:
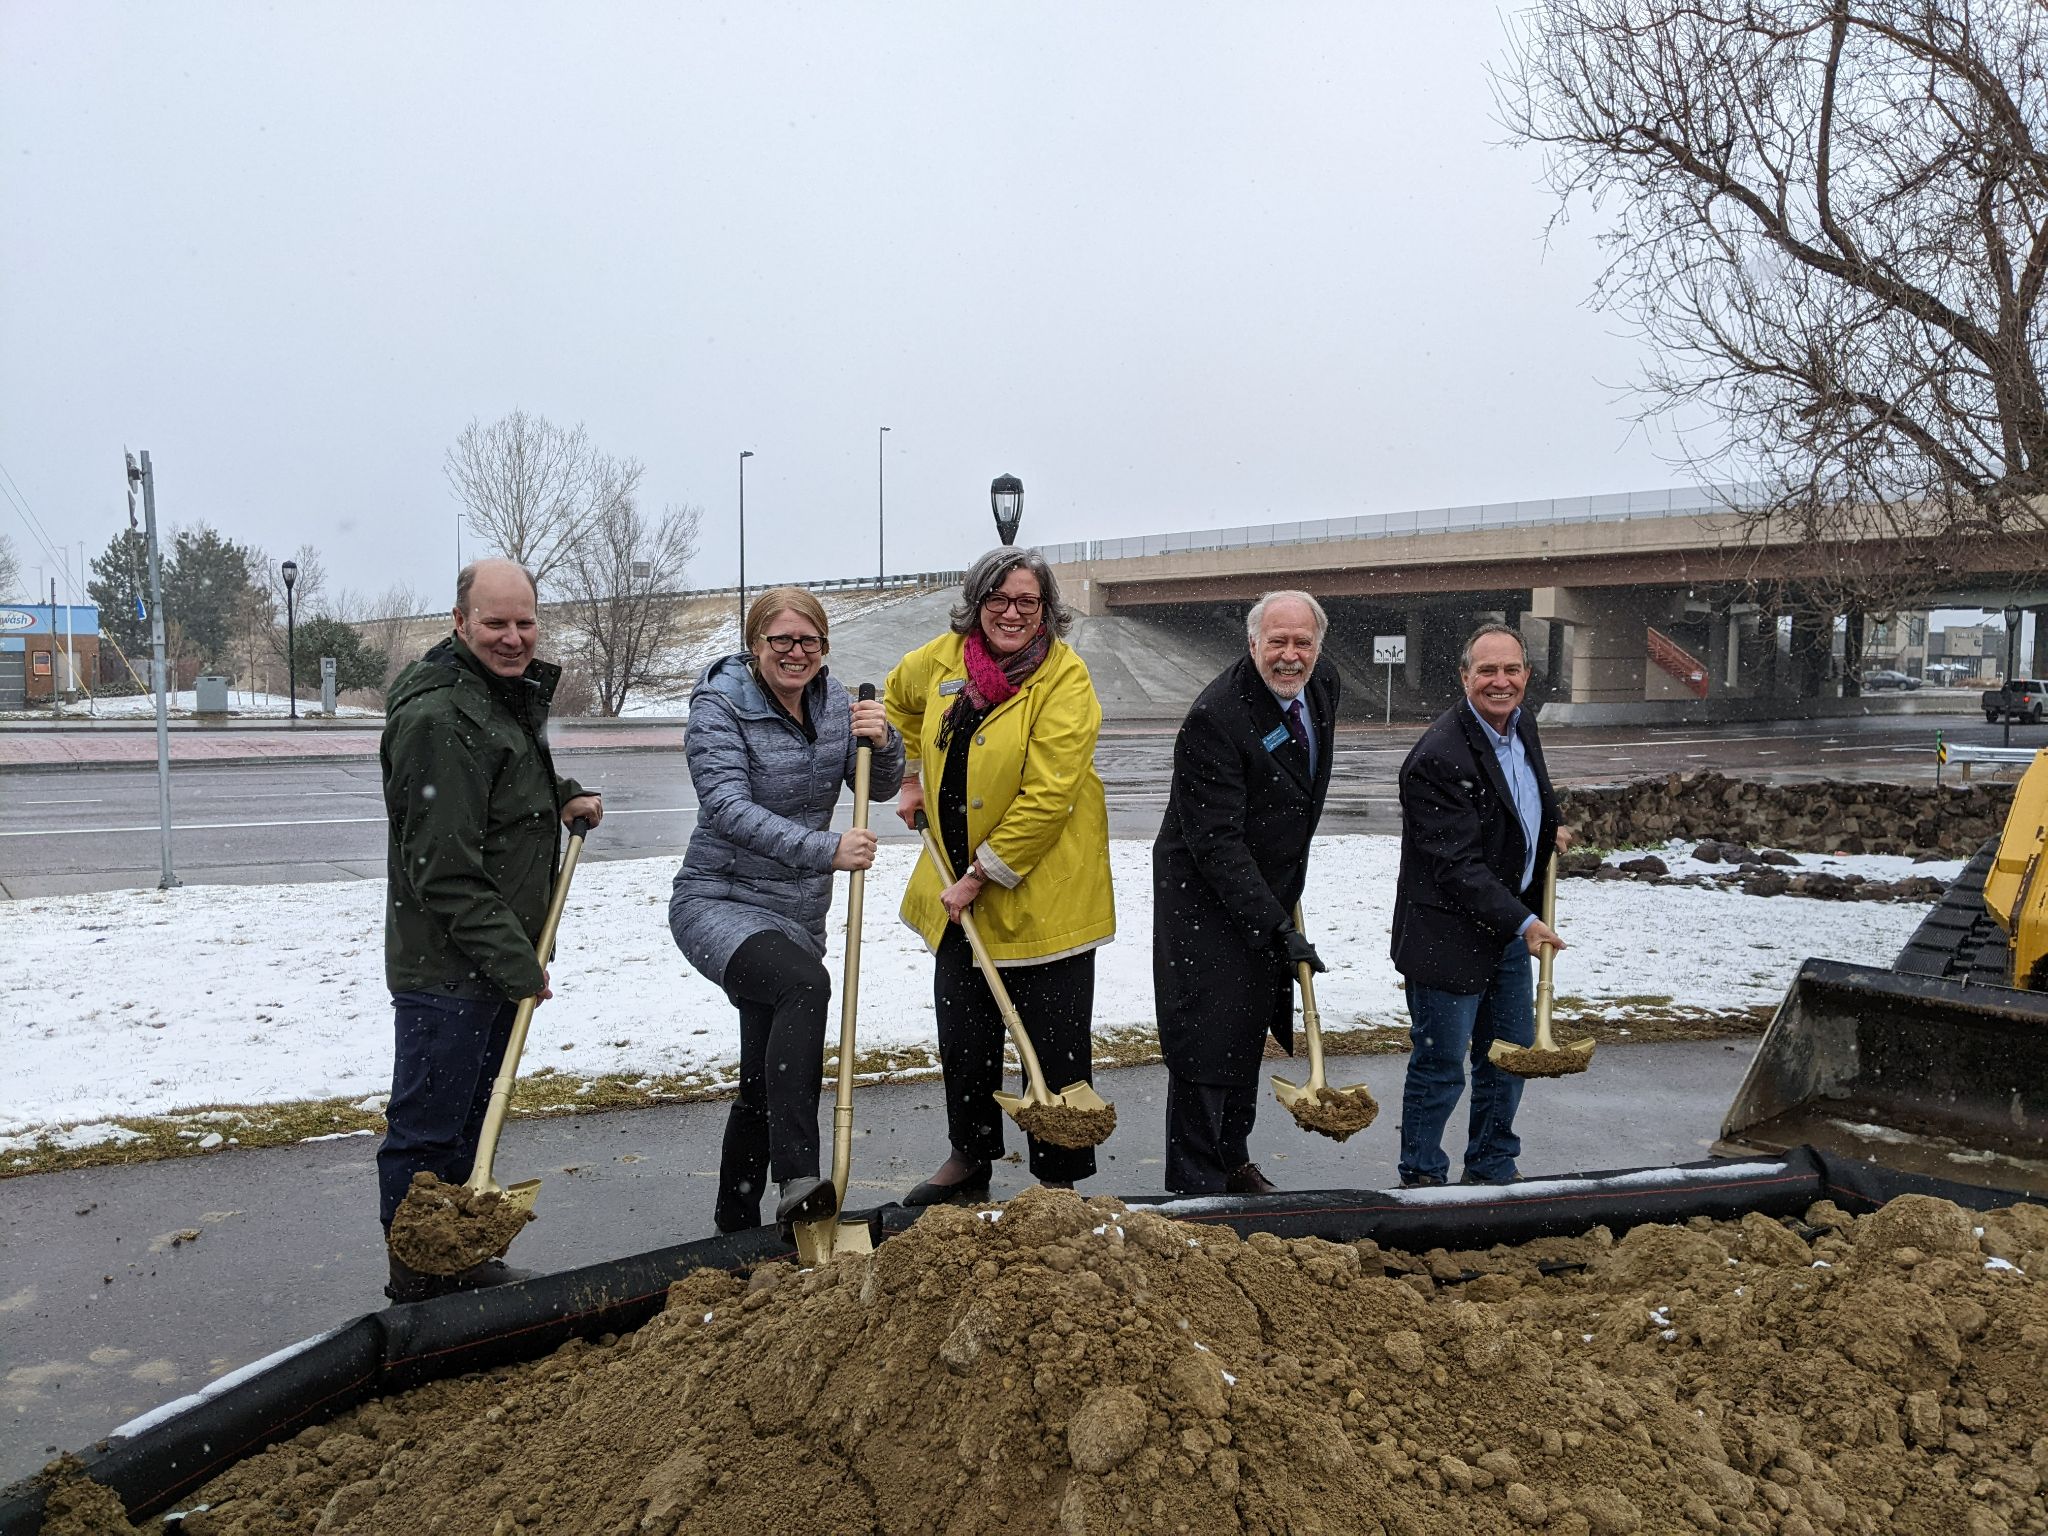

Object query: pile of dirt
[165,1186,2048,1535]
[1283,1084,1380,1140]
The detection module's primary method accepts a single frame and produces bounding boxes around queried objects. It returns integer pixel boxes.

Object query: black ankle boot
[775,1176,837,1226]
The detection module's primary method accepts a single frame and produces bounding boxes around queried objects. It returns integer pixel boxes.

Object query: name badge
[938,679,966,696]
[1261,725,1291,752]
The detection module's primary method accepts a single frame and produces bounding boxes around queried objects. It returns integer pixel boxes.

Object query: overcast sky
[2,2,1701,614]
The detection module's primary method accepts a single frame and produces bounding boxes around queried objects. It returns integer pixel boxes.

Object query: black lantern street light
[737,450,755,634]
[2004,603,2024,749]
[281,559,299,723]
[990,473,1024,547]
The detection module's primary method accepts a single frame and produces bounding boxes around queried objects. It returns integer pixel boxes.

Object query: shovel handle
[1531,856,1559,1053]
[913,810,1054,1106]
[1292,903,1328,1094]
[466,824,592,1194]
[828,685,877,1205]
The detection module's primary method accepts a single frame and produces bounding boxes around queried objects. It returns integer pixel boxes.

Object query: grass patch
[3,1005,1773,1178]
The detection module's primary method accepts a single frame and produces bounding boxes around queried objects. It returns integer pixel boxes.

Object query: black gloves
[1275,926,1326,974]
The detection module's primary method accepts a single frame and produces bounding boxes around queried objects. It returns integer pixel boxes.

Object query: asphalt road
[1,707,2034,898]
[0,1039,1758,1489]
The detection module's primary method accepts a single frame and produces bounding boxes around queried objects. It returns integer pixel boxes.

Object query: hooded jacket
[669,654,904,988]
[381,634,585,1000]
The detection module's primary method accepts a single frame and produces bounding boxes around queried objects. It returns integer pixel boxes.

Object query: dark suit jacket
[1389,701,1559,995]
[1152,654,1339,1086]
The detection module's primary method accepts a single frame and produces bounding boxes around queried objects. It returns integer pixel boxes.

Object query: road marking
[18,799,103,805]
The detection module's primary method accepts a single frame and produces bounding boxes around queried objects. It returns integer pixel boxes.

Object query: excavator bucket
[1715,960,2048,1196]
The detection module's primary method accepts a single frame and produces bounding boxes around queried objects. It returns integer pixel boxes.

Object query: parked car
[1983,679,2048,723]
[1860,668,1922,691]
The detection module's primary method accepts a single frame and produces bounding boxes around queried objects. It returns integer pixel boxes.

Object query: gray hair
[1459,621,1528,672]
[1245,590,1328,645]
[455,558,539,616]
[950,547,1073,638]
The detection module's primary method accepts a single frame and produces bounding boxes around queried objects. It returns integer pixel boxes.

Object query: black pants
[934,926,1097,1183]
[378,991,518,1230]
[716,930,830,1228]
[1164,1075,1258,1196]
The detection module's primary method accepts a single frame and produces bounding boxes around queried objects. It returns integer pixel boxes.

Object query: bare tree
[0,532,19,602]
[1499,0,2048,613]
[444,410,644,591]
[338,582,428,688]
[555,500,703,716]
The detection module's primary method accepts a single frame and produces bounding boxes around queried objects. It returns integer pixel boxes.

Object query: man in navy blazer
[1154,591,1339,1195]
[1390,622,1570,1187]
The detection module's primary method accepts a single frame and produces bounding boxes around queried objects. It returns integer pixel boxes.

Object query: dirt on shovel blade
[387,1171,533,1276]
[1492,1045,1593,1080]
[1014,1098,1117,1149]
[1285,1085,1380,1141]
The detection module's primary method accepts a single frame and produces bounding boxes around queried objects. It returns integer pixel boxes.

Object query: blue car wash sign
[0,605,99,635]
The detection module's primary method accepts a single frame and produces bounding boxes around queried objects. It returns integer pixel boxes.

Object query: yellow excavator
[1717,749,2048,1195]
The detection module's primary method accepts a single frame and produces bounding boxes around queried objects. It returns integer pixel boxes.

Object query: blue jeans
[1397,936,1535,1185]
[377,991,518,1230]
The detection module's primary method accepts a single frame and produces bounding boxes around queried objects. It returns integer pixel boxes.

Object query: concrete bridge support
[1529,586,1663,706]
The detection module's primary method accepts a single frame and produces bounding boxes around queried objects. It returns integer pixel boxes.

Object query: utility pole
[877,426,890,590]
[127,450,179,890]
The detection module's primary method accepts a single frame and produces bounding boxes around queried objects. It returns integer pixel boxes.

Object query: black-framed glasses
[981,593,1043,616]
[762,633,824,655]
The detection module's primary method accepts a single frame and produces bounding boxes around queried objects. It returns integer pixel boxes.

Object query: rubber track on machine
[1894,837,2011,986]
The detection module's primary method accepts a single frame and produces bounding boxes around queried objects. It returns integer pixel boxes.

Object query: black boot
[385,1252,536,1305]
[775,1176,837,1226]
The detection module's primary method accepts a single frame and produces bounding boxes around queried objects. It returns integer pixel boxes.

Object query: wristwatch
[967,861,989,885]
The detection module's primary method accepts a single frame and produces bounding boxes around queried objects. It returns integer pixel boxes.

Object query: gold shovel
[1487,857,1595,1079]
[1270,903,1379,1140]
[794,686,880,1265]
[387,816,592,1276]
[913,812,1116,1149]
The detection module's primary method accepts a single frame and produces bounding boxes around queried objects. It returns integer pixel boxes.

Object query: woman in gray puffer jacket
[670,586,903,1234]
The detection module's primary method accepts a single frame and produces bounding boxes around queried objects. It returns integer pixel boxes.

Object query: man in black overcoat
[1153,590,1339,1195]
[1390,622,1568,1187]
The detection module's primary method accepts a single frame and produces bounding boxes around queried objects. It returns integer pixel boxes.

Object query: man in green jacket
[377,557,603,1301]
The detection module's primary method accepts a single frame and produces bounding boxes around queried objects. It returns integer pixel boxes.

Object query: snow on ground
[15,690,379,721]
[0,835,1932,1150]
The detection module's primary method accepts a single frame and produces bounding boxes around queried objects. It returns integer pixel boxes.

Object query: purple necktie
[1285,698,1311,767]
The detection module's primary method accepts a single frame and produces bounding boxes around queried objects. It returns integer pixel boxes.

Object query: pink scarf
[938,624,1050,750]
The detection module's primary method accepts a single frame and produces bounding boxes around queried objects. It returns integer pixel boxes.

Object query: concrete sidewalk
[0,1039,1757,1486]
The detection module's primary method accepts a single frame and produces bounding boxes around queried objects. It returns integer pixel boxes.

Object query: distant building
[1860,611,1929,678]
[0,604,101,709]
[1928,622,2003,683]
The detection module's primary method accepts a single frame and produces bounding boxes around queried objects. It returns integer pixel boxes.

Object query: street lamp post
[737,450,755,635]
[2004,604,2023,748]
[878,426,891,590]
[990,473,1024,547]
[282,560,299,723]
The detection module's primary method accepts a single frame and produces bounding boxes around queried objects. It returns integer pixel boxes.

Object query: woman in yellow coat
[886,547,1115,1203]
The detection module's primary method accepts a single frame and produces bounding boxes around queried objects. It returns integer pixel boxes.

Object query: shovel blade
[793,1215,875,1267]
[1486,1037,1596,1078]
[1053,1080,1112,1115]
[1270,1074,1310,1109]
[499,1178,542,1217]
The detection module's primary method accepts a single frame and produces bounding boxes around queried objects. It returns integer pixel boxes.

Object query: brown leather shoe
[1225,1162,1278,1195]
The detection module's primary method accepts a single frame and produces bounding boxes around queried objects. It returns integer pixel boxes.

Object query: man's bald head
[455,558,538,617]
[452,559,540,678]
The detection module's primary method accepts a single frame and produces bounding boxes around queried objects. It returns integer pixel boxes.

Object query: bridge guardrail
[1040,483,1765,565]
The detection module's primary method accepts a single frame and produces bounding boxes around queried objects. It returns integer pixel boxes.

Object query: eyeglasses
[761,633,824,655]
[981,593,1043,616]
